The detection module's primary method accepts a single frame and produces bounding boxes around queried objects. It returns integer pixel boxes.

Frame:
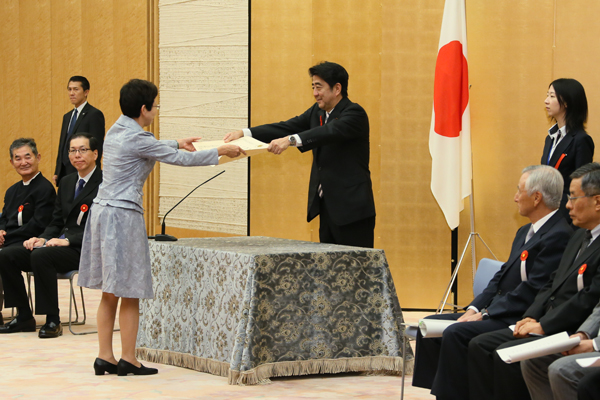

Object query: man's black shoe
[0,317,36,334]
[38,321,63,338]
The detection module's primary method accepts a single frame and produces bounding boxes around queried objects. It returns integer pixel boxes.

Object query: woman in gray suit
[78,79,244,376]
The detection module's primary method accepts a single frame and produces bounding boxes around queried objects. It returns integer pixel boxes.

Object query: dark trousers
[468,328,539,400]
[319,198,375,248]
[412,312,509,400]
[0,245,80,316]
[578,368,600,400]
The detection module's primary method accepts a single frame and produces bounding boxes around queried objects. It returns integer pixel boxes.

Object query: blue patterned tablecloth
[136,236,413,385]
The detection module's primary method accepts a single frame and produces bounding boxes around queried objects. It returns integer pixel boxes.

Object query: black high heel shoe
[93,358,118,375]
[117,359,158,376]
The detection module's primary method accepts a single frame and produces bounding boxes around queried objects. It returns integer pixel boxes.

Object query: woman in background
[542,78,594,222]
[79,79,244,376]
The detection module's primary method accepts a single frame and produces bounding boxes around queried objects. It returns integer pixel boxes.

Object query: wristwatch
[481,308,490,320]
[288,135,296,146]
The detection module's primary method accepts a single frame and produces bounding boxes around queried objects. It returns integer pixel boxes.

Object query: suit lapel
[553,230,600,289]
[67,168,100,214]
[71,103,91,133]
[549,134,573,167]
[542,136,552,165]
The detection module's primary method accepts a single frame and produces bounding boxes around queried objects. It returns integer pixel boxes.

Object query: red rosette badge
[80,204,88,213]
[520,250,528,261]
[18,205,24,212]
[579,264,587,275]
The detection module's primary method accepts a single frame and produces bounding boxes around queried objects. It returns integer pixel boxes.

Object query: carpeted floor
[0,276,434,399]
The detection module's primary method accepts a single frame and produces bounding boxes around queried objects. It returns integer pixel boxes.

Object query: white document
[192,136,269,164]
[419,319,457,338]
[576,356,600,368]
[497,332,581,364]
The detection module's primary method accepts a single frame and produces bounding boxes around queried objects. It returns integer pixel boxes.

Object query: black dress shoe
[38,321,63,338]
[94,358,118,375]
[0,317,36,334]
[117,359,158,376]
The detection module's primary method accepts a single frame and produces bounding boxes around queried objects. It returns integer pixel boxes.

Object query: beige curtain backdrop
[2,0,600,308]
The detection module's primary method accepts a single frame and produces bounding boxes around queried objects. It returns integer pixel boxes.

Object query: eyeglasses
[68,148,90,155]
[153,105,160,109]
[567,194,598,202]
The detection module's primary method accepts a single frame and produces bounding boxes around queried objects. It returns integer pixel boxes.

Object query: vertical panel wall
[157,0,249,236]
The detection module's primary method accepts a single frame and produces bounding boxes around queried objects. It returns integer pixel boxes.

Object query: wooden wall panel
[249,1,316,241]
[0,0,151,220]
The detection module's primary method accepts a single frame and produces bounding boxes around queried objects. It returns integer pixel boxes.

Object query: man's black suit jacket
[541,128,594,197]
[41,168,102,250]
[524,227,600,334]
[250,97,375,226]
[0,173,56,247]
[54,103,105,184]
[470,212,573,324]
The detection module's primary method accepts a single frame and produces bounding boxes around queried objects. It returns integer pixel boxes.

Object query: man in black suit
[53,75,105,186]
[468,162,600,400]
[412,165,573,400]
[225,62,375,248]
[0,133,101,337]
[0,138,56,324]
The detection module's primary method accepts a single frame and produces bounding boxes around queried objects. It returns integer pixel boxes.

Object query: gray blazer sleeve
[132,132,218,166]
[578,300,600,339]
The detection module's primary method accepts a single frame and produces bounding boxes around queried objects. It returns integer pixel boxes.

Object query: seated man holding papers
[521,299,600,400]
[412,165,573,400]
[468,162,600,400]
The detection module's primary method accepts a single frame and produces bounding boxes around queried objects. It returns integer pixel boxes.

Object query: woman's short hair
[119,79,158,118]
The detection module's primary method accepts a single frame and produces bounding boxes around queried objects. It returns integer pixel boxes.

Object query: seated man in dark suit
[0,138,56,325]
[0,133,101,337]
[412,165,573,400]
[53,76,105,186]
[468,162,600,400]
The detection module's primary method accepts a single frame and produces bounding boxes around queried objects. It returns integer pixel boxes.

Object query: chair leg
[401,333,407,400]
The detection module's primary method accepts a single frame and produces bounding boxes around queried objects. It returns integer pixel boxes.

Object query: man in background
[53,76,105,186]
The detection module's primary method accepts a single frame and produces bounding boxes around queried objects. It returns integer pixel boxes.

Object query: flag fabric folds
[429,0,472,230]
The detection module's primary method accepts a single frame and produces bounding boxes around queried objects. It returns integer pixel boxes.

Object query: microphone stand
[151,170,226,241]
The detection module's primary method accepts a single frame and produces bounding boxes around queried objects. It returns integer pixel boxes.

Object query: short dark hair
[70,132,99,152]
[549,78,588,133]
[69,76,90,91]
[10,138,38,159]
[570,162,600,196]
[119,79,158,118]
[309,62,349,98]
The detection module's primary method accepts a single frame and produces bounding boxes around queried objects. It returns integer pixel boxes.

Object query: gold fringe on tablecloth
[136,348,413,386]
[136,348,230,377]
[228,356,413,385]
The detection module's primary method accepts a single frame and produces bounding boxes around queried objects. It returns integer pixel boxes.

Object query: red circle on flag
[81,204,88,213]
[579,264,587,275]
[521,250,528,261]
[434,40,469,138]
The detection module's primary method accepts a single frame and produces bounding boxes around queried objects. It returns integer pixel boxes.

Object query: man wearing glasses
[0,133,102,338]
[53,76,105,186]
[468,162,600,400]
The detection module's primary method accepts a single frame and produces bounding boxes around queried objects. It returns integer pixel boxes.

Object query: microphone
[151,170,226,241]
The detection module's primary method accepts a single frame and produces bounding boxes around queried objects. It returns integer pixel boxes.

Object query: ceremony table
[136,236,413,385]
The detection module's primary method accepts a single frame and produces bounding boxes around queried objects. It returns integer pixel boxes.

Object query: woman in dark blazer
[541,78,594,222]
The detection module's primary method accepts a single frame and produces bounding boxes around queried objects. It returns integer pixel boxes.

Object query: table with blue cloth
[136,236,413,385]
